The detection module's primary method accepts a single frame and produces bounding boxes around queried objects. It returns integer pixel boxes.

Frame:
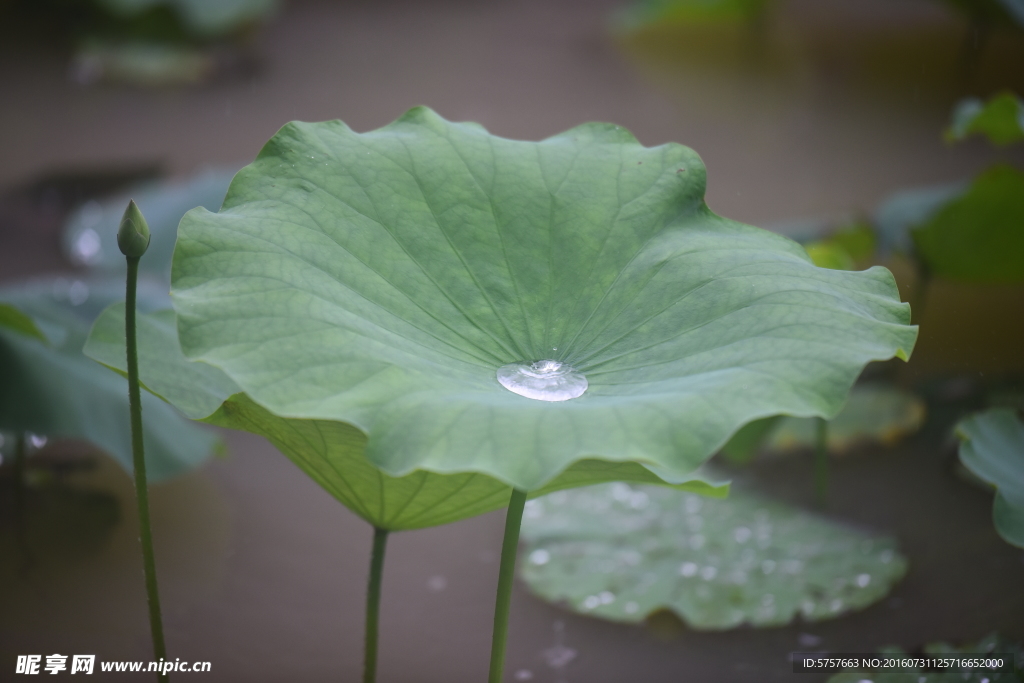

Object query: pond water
[1,0,1023,681]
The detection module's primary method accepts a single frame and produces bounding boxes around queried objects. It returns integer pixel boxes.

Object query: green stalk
[488,488,528,683]
[118,201,166,682]
[814,416,829,509]
[363,527,389,683]
[126,255,168,682]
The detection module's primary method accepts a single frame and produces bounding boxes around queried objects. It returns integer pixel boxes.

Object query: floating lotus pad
[520,482,907,629]
[170,107,916,493]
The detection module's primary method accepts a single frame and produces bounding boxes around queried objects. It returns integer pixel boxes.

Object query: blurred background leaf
[520,482,907,629]
[957,408,1024,548]
[0,278,219,482]
[947,91,1024,145]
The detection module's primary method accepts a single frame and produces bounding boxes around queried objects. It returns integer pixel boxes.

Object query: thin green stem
[126,256,168,682]
[488,488,528,683]
[814,417,829,510]
[363,527,389,683]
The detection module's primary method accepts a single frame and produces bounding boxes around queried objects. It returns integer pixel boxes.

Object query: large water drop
[497,360,588,401]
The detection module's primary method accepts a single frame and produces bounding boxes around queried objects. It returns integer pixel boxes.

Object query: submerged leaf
[947,92,1024,146]
[171,107,916,492]
[85,305,726,530]
[957,409,1024,548]
[0,279,217,482]
[519,482,907,629]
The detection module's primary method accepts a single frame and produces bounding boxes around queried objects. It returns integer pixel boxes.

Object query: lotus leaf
[766,385,926,454]
[519,482,907,629]
[0,278,217,482]
[911,165,1024,284]
[947,92,1024,146]
[85,305,726,531]
[957,408,1024,548]
[170,107,916,495]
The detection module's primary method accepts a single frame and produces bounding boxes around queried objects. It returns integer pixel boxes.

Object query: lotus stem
[125,255,169,682]
[814,416,829,509]
[363,526,389,683]
[488,488,528,683]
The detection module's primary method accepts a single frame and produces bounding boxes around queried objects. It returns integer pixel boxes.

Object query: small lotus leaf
[957,408,1024,548]
[519,482,907,629]
[171,107,916,492]
[0,279,217,482]
[911,165,1024,284]
[767,385,926,454]
[85,305,727,530]
[947,92,1024,146]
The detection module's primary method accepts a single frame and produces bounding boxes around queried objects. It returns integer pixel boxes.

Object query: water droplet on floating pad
[496,360,588,401]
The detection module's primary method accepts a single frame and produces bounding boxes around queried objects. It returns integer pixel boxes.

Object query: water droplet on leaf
[497,360,587,401]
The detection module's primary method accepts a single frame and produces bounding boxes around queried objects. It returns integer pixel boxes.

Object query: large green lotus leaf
[85,305,727,530]
[519,483,907,629]
[0,280,217,482]
[826,633,1024,683]
[957,408,1024,548]
[172,107,916,491]
[912,165,1024,284]
[947,92,1024,146]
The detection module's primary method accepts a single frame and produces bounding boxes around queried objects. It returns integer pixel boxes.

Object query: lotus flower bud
[117,199,151,258]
